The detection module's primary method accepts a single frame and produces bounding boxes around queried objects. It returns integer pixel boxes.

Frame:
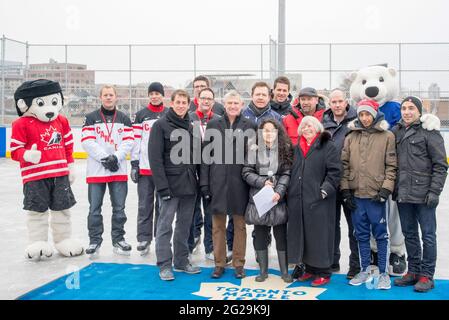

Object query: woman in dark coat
[242,119,293,283]
[287,116,341,287]
[200,90,257,279]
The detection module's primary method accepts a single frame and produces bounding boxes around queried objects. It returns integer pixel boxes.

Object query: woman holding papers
[242,119,293,283]
[286,116,341,287]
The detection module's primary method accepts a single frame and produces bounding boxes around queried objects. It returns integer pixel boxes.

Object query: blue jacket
[242,103,282,126]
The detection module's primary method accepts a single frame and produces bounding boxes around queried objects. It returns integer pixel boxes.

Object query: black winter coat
[242,146,291,226]
[200,113,257,215]
[149,108,198,198]
[392,120,448,203]
[287,131,342,268]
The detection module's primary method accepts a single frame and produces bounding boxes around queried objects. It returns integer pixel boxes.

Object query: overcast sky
[1,0,448,90]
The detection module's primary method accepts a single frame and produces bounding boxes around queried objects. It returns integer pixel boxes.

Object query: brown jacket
[340,115,397,198]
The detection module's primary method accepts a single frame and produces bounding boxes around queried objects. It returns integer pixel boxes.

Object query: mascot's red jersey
[10,114,74,184]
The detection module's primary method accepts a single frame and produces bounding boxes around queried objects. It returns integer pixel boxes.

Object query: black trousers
[253,224,287,251]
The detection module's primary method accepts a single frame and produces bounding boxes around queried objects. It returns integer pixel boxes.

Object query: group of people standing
[81,75,447,293]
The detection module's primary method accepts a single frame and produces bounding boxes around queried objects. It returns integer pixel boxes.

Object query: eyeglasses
[199,97,214,102]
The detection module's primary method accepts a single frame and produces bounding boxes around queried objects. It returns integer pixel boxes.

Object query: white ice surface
[1,158,449,299]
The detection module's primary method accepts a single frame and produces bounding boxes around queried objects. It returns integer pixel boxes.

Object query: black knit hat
[14,79,62,116]
[148,82,164,96]
[401,96,423,115]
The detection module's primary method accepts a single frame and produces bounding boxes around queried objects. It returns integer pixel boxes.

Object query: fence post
[193,44,197,78]
[65,45,68,93]
[260,44,264,79]
[129,44,132,116]
[398,43,402,96]
[1,35,5,125]
[329,43,332,90]
[25,41,29,81]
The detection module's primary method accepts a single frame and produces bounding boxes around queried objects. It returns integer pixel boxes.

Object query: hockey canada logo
[192,274,326,300]
[41,126,62,146]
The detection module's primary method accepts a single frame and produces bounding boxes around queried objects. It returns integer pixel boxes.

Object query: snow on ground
[1,158,449,299]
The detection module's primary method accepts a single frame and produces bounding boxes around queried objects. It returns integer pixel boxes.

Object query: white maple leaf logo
[192,274,326,300]
[40,125,62,146]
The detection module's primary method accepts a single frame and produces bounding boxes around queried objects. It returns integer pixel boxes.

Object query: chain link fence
[2,36,449,126]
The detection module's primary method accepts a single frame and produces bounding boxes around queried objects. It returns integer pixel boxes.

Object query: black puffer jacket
[242,146,291,226]
[392,119,448,203]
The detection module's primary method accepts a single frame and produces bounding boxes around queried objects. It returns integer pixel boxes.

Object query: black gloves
[200,186,212,201]
[101,155,119,172]
[341,189,357,211]
[159,188,172,201]
[130,160,140,183]
[372,188,391,203]
[425,192,439,208]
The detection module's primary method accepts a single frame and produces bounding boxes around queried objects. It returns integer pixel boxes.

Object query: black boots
[277,250,293,283]
[255,250,269,282]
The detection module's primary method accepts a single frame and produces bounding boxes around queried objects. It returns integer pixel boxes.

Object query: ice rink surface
[1,158,448,300]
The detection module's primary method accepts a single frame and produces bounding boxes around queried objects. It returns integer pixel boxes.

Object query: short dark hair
[198,87,215,98]
[273,76,290,90]
[171,89,190,103]
[251,81,271,96]
[193,75,210,87]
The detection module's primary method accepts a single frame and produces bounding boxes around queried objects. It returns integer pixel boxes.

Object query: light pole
[278,0,286,76]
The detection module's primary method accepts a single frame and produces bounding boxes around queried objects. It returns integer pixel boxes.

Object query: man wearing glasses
[189,75,225,116]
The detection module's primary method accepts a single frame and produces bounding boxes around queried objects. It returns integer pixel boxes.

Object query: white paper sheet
[253,185,278,217]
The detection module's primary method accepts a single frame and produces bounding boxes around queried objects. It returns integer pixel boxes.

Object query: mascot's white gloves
[23,144,41,164]
[68,163,76,185]
[421,114,441,131]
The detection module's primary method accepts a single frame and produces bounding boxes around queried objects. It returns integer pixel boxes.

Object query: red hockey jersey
[10,115,74,184]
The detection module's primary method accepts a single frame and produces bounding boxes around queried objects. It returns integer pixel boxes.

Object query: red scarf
[299,134,319,157]
[196,109,214,122]
[147,103,164,113]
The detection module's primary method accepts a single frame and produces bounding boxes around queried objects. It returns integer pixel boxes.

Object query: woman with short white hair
[287,116,341,287]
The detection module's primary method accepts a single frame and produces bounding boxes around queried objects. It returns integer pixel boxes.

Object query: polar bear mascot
[349,65,440,275]
[10,79,84,261]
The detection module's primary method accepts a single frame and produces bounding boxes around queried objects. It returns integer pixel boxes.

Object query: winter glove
[372,188,391,203]
[130,160,140,183]
[341,189,357,211]
[425,192,439,208]
[200,186,212,201]
[23,144,41,164]
[100,155,119,172]
[159,188,172,201]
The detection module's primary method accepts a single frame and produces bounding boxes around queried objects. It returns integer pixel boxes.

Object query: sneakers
[159,268,175,281]
[113,240,132,256]
[174,263,201,274]
[389,253,407,276]
[137,241,150,256]
[376,273,391,290]
[394,272,418,287]
[346,267,361,280]
[205,252,214,261]
[86,243,101,255]
[234,266,246,279]
[211,266,225,279]
[311,277,331,287]
[349,271,373,286]
[414,276,435,293]
[297,272,314,282]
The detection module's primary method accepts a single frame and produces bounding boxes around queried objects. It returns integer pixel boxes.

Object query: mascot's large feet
[55,239,84,257]
[25,241,54,261]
